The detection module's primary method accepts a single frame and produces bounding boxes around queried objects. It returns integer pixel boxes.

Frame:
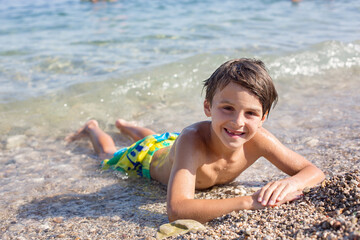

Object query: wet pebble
[53,217,63,223]
[110,215,121,222]
[6,135,27,149]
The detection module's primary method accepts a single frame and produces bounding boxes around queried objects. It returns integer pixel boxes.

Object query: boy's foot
[115,119,135,132]
[65,120,99,142]
[115,118,156,141]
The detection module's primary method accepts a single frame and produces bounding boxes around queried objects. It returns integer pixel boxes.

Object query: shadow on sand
[17,175,169,228]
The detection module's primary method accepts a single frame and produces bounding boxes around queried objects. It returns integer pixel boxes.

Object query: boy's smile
[224,128,245,138]
[204,81,266,150]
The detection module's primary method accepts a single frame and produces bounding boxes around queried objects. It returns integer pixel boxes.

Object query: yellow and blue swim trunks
[101,132,179,179]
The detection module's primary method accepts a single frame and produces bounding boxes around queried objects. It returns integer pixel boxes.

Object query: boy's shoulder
[174,121,211,155]
[181,121,211,135]
[177,121,210,144]
[246,127,283,156]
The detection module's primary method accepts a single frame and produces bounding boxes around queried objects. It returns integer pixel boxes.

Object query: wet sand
[0,136,169,239]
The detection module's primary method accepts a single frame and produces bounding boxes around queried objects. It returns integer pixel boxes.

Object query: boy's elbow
[167,203,182,222]
[318,169,326,182]
[167,212,178,223]
[311,165,325,186]
[167,199,193,222]
[313,164,325,179]
[167,199,208,224]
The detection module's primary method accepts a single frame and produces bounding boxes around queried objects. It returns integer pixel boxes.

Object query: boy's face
[204,81,266,149]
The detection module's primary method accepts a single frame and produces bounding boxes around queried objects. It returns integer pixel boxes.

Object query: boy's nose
[233,113,245,127]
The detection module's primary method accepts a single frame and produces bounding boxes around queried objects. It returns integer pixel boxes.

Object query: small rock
[6,135,27,149]
[234,188,246,196]
[321,220,331,229]
[224,190,232,194]
[8,223,24,232]
[110,216,121,222]
[5,159,16,165]
[156,219,206,239]
[53,217,63,223]
[303,187,311,194]
[244,228,252,236]
[331,221,342,230]
[39,223,51,232]
[305,138,319,147]
[350,231,360,240]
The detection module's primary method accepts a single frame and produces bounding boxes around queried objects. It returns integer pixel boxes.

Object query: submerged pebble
[6,135,27,149]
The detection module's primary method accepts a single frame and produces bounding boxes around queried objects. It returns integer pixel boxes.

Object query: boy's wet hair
[203,58,278,117]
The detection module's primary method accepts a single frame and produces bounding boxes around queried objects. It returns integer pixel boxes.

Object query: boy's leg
[65,120,117,160]
[115,119,156,142]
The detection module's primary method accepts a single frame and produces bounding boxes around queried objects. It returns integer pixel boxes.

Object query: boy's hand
[257,179,303,206]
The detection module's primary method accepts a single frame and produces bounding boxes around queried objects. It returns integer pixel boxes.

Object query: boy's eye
[223,106,234,111]
[246,111,257,116]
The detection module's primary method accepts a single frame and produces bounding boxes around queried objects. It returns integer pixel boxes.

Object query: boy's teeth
[226,128,242,135]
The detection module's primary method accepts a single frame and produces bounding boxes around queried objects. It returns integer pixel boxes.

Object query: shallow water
[1,0,360,102]
[1,0,360,135]
[0,1,360,237]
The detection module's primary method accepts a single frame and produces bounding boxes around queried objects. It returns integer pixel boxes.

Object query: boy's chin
[221,133,255,149]
[222,138,248,149]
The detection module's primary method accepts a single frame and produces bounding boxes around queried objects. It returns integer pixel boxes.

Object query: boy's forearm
[291,165,325,190]
[167,195,263,223]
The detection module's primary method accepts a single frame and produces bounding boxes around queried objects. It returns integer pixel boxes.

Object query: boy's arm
[254,128,325,206]
[166,131,263,223]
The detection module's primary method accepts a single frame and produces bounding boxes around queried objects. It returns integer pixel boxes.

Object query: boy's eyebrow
[247,108,262,113]
[219,100,262,112]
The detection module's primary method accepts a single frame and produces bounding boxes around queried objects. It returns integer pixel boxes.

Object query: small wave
[268,40,360,79]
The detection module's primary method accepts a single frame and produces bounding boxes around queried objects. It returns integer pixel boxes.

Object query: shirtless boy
[66,58,325,223]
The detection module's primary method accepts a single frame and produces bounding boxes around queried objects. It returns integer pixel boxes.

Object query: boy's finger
[276,184,291,201]
[261,182,279,206]
[267,184,286,206]
[257,182,272,202]
[275,190,303,206]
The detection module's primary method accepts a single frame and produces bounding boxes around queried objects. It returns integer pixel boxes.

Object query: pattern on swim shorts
[101,132,179,179]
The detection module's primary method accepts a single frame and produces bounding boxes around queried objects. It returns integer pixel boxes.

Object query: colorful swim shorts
[101,132,179,179]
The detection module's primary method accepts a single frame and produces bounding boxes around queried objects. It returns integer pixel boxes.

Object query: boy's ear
[259,111,268,127]
[204,100,211,117]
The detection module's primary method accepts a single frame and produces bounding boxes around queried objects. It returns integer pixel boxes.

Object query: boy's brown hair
[203,58,278,117]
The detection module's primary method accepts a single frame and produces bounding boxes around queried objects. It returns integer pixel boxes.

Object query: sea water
[0,0,359,171]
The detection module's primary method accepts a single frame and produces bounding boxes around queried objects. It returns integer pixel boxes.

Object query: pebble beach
[1,115,359,239]
[1,0,360,239]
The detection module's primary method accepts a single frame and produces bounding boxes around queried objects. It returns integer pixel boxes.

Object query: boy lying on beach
[66,58,325,223]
